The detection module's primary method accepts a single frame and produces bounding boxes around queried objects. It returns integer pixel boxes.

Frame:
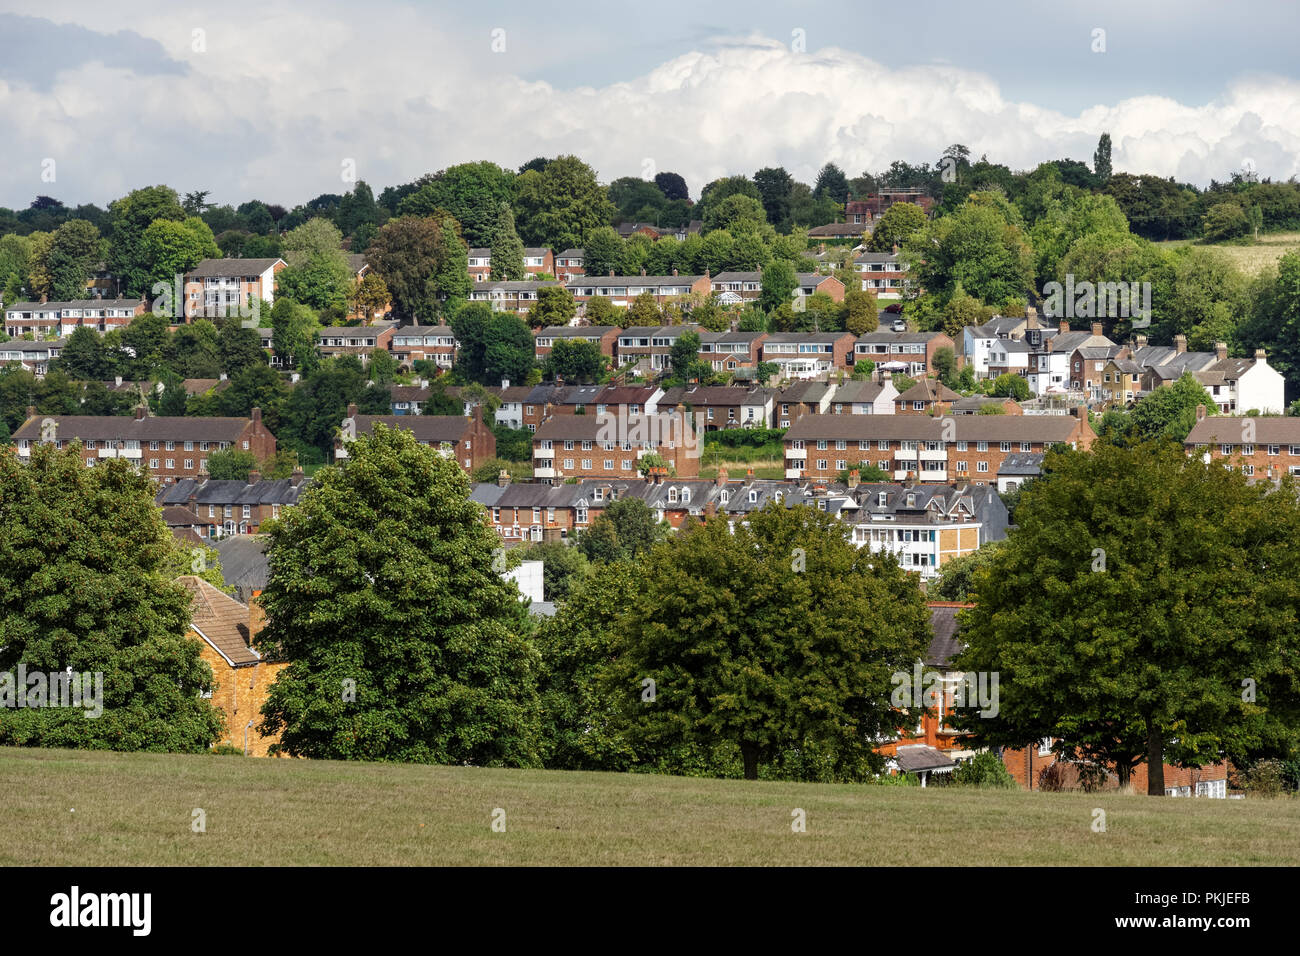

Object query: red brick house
[388,324,457,370]
[533,325,620,362]
[157,470,310,537]
[895,378,961,414]
[532,408,699,482]
[12,406,277,485]
[335,404,495,474]
[782,409,1095,482]
[554,249,585,281]
[183,258,285,321]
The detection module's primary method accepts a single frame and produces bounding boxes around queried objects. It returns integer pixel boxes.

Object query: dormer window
[878,492,887,507]
[748,490,758,503]
[906,494,916,507]
[668,488,679,503]
[681,488,690,504]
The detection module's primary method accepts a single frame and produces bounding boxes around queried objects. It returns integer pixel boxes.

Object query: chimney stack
[497,469,511,487]
[1025,307,1038,331]
[671,268,678,276]
[1255,348,1267,362]
[745,467,754,486]
[1091,322,1103,338]
[1196,404,1207,421]
[247,470,261,485]
[1136,334,1148,348]
[1215,342,1228,361]
[848,468,860,489]
[1175,335,1187,354]
[26,405,35,419]
[134,404,147,421]
[715,467,728,488]
[608,269,614,277]
[1058,321,1069,335]
[290,466,305,486]
[115,375,123,387]
[251,406,262,423]
[346,402,358,419]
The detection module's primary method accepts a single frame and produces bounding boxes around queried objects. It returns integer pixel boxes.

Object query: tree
[703,194,767,234]
[654,171,690,202]
[991,373,1030,401]
[182,190,213,216]
[46,219,102,301]
[933,346,958,386]
[451,304,535,385]
[584,295,620,326]
[205,448,258,479]
[513,155,615,251]
[1202,201,1249,242]
[106,185,187,296]
[1093,132,1113,182]
[906,193,1034,308]
[576,498,667,564]
[844,288,878,335]
[931,540,1006,601]
[1124,372,1211,444]
[530,285,576,328]
[594,504,930,780]
[366,216,463,321]
[141,216,220,295]
[545,339,604,383]
[485,203,525,281]
[396,161,515,247]
[56,326,111,380]
[759,260,798,313]
[0,441,223,751]
[347,273,391,321]
[277,218,351,312]
[813,162,850,203]
[753,166,795,230]
[625,291,663,327]
[582,226,625,278]
[255,424,541,763]
[868,202,928,253]
[949,441,1300,794]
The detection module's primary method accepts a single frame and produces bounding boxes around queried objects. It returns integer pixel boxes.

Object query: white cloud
[1,8,1297,209]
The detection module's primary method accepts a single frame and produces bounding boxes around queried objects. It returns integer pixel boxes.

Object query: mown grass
[2,748,1296,866]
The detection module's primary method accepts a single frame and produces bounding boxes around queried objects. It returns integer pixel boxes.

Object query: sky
[1,0,1297,209]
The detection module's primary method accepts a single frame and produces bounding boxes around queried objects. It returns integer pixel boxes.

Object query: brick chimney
[1196,404,1207,421]
[1025,307,1038,331]
[134,404,147,421]
[26,405,35,419]
[672,269,678,276]
[1091,322,1103,337]
[290,466,305,486]
[608,269,614,277]
[1058,321,1069,335]
[847,468,860,489]
[715,467,728,488]
[1175,335,1187,354]
[640,268,647,276]
[1135,334,1148,348]
[497,469,511,487]
[247,470,260,485]
[251,406,262,424]
[346,403,358,419]
[1215,342,1228,361]
[744,467,754,485]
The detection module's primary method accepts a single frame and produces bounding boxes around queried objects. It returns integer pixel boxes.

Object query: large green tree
[0,442,223,751]
[256,424,541,763]
[513,155,615,251]
[595,503,930,780]
[106,185,187,296]
[949,441,1300,794]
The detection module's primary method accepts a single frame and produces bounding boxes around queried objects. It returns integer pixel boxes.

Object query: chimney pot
[247,469,260,485]
[1255,348,1267,361]
[251,406,261,423]
[1215,342,1228,361]
[1175,335,1187,354]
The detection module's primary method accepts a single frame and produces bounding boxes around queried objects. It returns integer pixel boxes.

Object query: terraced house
[467,247,554,282]
[467,279,562,314]
[533,324,619,362]
[532,407,699,482]
[334,404,494,473]
[11,406,277,484]
[317,321,397,362]
[615,324,699,371]
[781,408,1095,482]
[0,339,64,376]
[4,298,145,338]
[388,324,457,369]
[157,470,311,537]
[566,273,711,312]
[854,331,955,378]
[698,330,766,372]
[1184,409,1300,479]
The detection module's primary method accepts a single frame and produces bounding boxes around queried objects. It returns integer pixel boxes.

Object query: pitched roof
[348,415,473,443]
[896,379,960,403]
[177,575,258,666]
[783,413,1082,442]
[12,414,255,443]
[1186,416,1300,445]
[185,258,283,278]
[925,602,972,668]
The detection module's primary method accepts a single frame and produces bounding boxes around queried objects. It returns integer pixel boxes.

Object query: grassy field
[1158,231,1300,273]
[2,748,1297,866]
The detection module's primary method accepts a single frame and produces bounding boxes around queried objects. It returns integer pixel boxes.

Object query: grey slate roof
[185,258,283,278]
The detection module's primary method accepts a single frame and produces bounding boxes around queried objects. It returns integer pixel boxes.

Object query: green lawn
[1157,231,1300,274]
[2,748,1296,866]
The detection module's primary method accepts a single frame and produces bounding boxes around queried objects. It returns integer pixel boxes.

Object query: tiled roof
[177,574,258,666]
[12,415,255,442]
[185,258,283,278]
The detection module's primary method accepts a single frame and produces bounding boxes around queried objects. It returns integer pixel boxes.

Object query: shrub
[953,751,1017,788]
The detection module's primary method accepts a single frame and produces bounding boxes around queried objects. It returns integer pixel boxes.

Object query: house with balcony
[781,409,1094,483]
[316,321,397,362]
[4,299,144,338]
[388,324,458,369]
[660,384,775,430]
[853,253,910,298]
[467,279,562,314]
[554,249,585,281]
[0,339,65,376]
[531,408,699,482]
[12,406,276,485]
[567,273,711,313]
[183,258,285,320]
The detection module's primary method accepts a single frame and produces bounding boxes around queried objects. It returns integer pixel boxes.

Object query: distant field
[2,748,1296,866]
[1158,231,1300,273]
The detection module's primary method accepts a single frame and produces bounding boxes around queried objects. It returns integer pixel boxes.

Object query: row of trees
[7,427,1297,794]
